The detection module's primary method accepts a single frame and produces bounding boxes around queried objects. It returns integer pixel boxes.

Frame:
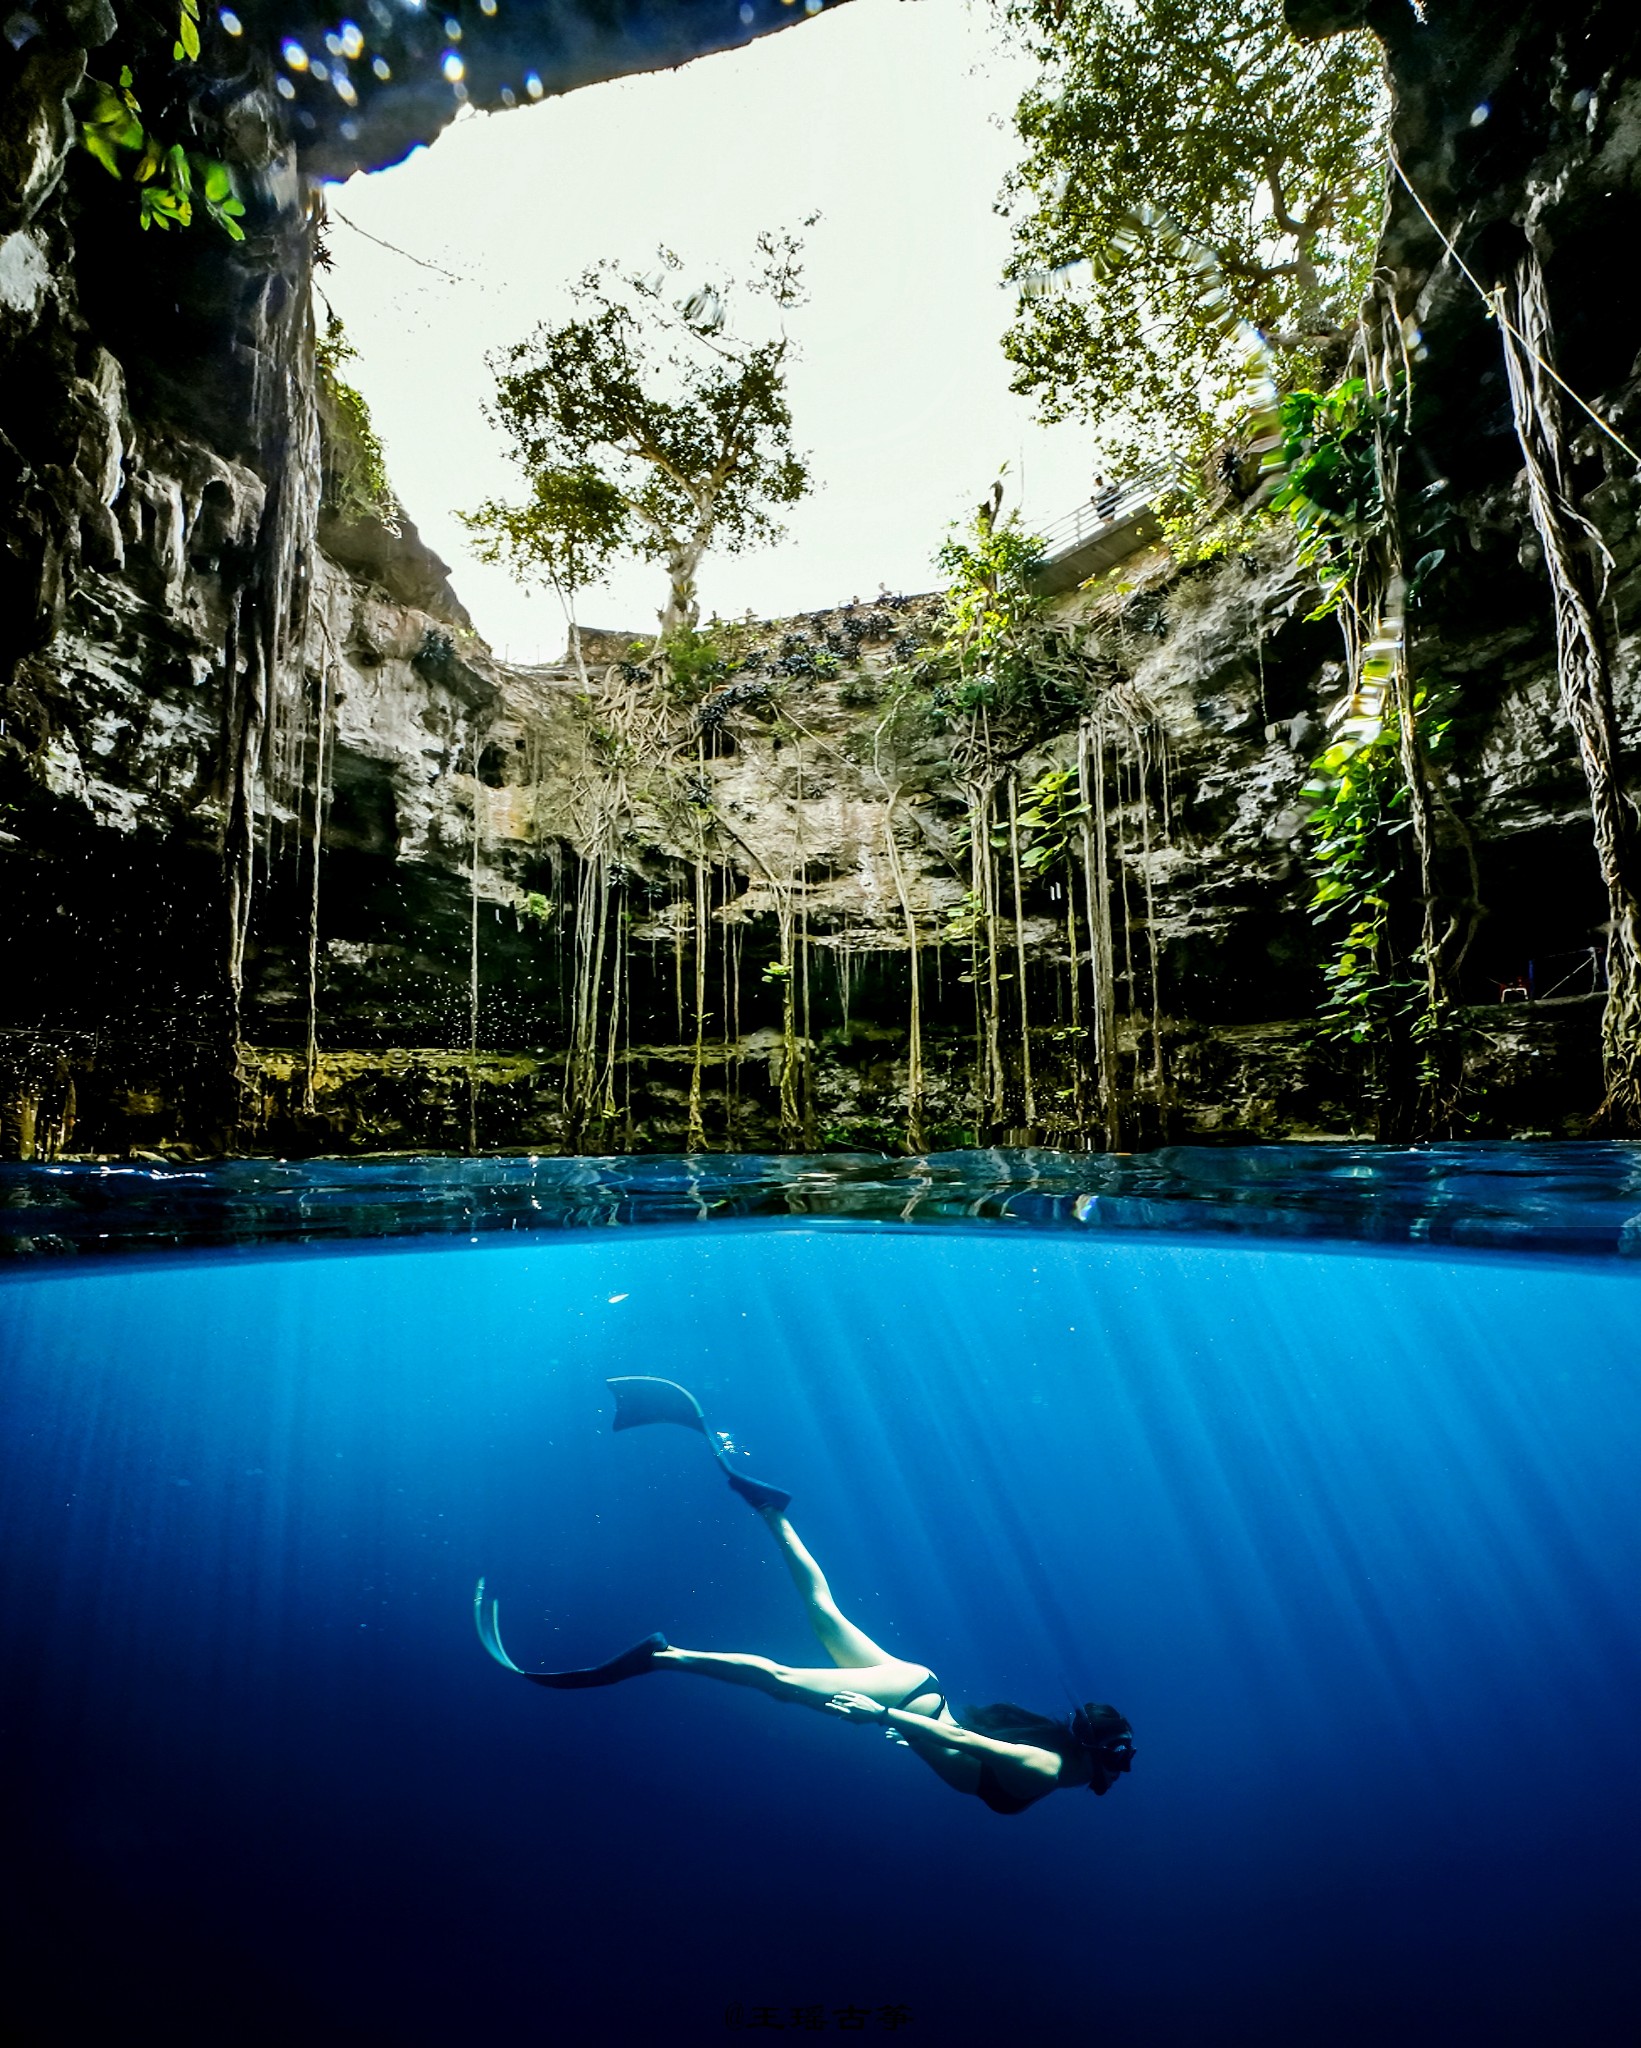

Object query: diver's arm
[885,1711,1061,1783]
[825,1693,1061,1784]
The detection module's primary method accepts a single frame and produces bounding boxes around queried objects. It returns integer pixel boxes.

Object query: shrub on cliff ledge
[316,314,399,531]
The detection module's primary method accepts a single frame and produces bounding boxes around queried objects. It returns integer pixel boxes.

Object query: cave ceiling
[252,0,844,178]
[26,0,846,184]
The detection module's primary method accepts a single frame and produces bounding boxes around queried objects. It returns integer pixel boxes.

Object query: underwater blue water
[3,1183,1640,2043]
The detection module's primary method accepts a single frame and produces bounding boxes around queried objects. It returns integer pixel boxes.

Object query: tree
[998,0,1387,482]
[461,231,814,639]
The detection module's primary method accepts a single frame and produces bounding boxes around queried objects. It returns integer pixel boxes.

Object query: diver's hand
[824,1690,890,1723]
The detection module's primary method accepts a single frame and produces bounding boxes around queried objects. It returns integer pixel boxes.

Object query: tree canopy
[461,232,814,640]
[999,0,1388,482]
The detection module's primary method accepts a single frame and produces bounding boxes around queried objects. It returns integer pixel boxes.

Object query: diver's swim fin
[474,1576,530,1674]
[726,1470,792,1514]
[606,1376,791,1512]
[607,1376,709,1435]
[521,1632,669,1689]
[474,1582,668,1688]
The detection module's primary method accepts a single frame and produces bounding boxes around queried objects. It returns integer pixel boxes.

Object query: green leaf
[140,184,190,230]
[79,76,146,173]
[83,132,122,177]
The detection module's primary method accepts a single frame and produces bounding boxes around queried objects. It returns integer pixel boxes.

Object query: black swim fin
[521,1632,669,1689]
[605,1376,791,1512]
[725,1470,793,1514]
[607,1376,710,1436]
[474,1580,667,1687]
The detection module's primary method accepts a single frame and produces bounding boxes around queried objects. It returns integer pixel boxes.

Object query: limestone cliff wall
[5,490,1610,1157]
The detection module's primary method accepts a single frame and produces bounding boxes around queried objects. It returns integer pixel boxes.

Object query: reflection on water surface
[4,1141,1641,1259]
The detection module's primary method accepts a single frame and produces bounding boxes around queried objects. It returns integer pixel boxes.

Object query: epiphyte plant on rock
[76,4,246,241]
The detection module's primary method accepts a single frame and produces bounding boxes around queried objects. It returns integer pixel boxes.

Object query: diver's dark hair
[1070,1702,1135,1795]
[960,1701,1135,1796]
[961,1703,1077,1756]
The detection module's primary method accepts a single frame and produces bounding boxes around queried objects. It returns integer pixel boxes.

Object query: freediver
[475,1377,1135,1816]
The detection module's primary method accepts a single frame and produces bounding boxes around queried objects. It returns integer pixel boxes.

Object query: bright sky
[320,0,1095,661]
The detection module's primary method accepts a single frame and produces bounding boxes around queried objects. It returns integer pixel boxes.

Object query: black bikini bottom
[893,1669,948,1715]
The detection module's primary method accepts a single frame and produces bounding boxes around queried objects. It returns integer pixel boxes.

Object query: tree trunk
[660,532,708,636]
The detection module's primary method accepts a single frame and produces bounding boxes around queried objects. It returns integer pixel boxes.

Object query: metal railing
[1032,461,1177,562]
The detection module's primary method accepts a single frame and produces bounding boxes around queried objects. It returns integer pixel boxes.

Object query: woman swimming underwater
[475,1377,1135,1816]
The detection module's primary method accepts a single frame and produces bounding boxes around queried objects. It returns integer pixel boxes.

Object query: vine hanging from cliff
[1499,248,1641,1128]
[1272,314,1474,1129]
[1302,682,1457,1064]
[888,488,1168,1143]
[315,313,401,530]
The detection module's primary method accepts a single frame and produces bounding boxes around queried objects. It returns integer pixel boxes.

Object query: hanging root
[882,798,925,1152]
[301,651,333,1116]
[1078,723,1120,1150]
[687,854,708,1152]
[1006,778,1036,1130]
[1500,250,1641,1127]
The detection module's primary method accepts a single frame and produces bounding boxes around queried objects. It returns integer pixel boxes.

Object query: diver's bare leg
[654,1645,923,1708]
[753,1506,894,1669]
[651,1648,790,1698]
